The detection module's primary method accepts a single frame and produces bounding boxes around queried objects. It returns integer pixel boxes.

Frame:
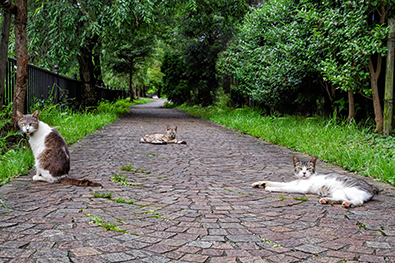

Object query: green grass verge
[0,97,152,186]
[179,105,395,185]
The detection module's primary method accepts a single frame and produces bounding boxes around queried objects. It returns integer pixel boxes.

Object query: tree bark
[347,89,355,122]
[0,9,12,110]
[11,0,28,131]
[93,45,102,83]
[129,67,135,102]
[368,55,383,133]
[137,83,141,100]
[77,45,97,107]
[383,18,395,135]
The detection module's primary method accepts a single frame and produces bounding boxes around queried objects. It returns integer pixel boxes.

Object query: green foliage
[161,52,190,105]
[27,0,160,73]
[217,0,391,115]
[161,0,248,106]
[217,0,317,112]
[179,104,395,185]
[299,0,387,95]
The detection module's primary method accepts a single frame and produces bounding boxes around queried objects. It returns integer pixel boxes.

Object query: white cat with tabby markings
[140,126,186,144]
[252,156,379,208]
[17,110,102,187]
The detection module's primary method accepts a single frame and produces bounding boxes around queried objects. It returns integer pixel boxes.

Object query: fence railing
[5,58,128,112]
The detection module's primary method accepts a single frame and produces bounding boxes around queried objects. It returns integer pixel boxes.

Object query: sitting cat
[252,156,379,208]
[17,110,102,187]
[140,126,187,144]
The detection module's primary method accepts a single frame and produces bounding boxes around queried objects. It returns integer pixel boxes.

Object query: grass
[0,97,152,186]
[179,104,395,185]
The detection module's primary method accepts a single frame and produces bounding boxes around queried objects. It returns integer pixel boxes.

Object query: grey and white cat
[252,156,379,208]
[140,126,186,144]
[17,110,102,187]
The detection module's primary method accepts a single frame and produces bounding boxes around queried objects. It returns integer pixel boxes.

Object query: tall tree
[106,35,155,101]
[161,0,248,106]
[0,0,15,111]
[11,0,27,130]
[28,0,160,106]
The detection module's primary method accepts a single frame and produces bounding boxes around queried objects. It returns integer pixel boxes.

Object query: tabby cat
[17,110,102,187]
[252,156,379,208]
[140,126,186,144]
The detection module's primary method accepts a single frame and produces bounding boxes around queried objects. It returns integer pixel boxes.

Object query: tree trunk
[11,0,28,131]
[0,10,12,110]
[128,68,134,102]
[137,83,141,100]
[384,18,395,135]
[93,45,102,83]
[77,46,97,107]
[347,89,355,122]
[368,56,383,133]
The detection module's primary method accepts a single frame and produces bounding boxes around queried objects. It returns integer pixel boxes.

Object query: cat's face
[17,110,39,135]
[166,126,177,139]
[293,156,317,179]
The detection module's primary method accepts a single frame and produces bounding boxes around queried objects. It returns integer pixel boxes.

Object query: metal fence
[5,57,128,111]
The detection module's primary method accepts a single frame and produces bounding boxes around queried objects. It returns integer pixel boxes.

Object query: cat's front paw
[319,198,329,204]
[32,174,47,182]
[252,181,267,188]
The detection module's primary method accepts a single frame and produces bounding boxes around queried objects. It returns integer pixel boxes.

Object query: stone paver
[1,98,395,262]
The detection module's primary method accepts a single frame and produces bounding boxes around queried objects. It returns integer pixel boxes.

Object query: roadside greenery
[178,103,395,185]
[0,97,152,186]
[216,0,392,131]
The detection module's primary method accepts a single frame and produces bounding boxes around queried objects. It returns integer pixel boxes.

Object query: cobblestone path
[0,98,395,263]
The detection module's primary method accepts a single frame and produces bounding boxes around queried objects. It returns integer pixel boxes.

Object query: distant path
[0,98,394,263]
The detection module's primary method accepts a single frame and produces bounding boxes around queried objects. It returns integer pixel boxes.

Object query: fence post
[54,65,59,74]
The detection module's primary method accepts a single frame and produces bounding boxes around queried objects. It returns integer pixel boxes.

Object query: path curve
[0,98,394,263]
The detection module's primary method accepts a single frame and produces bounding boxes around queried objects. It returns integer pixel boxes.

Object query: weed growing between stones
[293,196,309,204]
[111,173,145,187]
[92,192,149,207]
[293,196,308,201]
[258,236,282,248]
[85,214,128,233]
[223,188,250,195]
[0,199,9,212]
[120,164,151,174]
[92,191,169,221]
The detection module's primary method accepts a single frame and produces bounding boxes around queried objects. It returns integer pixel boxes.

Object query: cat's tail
[58,177,102,187]
[373,186,381,195]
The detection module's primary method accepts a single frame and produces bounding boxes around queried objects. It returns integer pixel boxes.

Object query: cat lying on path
[252,156,379,208]
[17,110,102,187]
[140,126,187,144]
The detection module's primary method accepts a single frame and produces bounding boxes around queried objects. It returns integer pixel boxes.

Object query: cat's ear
[16,110,24,120]
[32,110,39,119]
[167,125,170,131]
[292,156,299,166]
[175,126,177,132]
[310,156,317,165]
